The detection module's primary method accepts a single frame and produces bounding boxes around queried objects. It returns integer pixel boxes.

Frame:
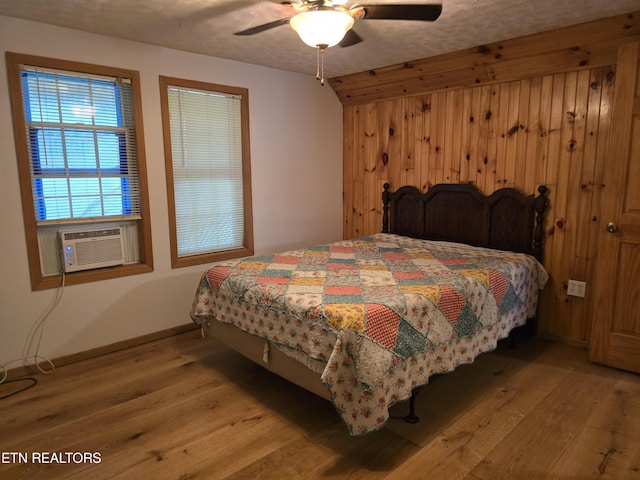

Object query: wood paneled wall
[338,12,640,345]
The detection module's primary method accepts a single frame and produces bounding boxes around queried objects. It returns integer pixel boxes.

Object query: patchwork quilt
[191,233,548,436]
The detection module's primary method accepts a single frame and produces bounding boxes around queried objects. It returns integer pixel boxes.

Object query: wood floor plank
[381,340,586,479]
[546,368,640,479]
[2,337,238,444]
[384,337,586,443]
[469,361,635,479]
[1,330,639,480]
[107,414,298,480]
[3,370,258,479]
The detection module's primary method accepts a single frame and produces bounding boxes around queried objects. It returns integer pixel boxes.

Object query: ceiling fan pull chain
[320,47,325,86]
[316,44,328,86]
[315,46,321,81]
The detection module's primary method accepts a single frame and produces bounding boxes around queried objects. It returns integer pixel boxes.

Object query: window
[6,53,153,289]
[159,76,253,268]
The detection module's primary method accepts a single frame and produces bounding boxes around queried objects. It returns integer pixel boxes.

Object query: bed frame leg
[405,388,421,424]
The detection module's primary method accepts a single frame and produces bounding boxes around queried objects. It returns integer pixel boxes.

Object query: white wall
[0,16,343,367]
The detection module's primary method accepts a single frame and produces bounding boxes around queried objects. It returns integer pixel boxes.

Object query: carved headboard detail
[382,183,549,261]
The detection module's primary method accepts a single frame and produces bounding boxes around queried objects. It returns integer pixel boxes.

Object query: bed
[190,183,549,436]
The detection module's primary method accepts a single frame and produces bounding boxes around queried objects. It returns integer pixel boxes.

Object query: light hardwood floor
[1,330,639,479]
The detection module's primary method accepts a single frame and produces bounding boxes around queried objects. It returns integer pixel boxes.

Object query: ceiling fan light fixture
[290,9,355,48]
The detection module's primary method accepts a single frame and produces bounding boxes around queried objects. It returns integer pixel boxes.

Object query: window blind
[167,86,245,256]
[21,66,140,222]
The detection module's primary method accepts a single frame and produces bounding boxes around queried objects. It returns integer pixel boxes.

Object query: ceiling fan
[234,1,443,83]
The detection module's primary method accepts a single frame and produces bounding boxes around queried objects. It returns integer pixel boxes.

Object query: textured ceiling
[1,0,639,79]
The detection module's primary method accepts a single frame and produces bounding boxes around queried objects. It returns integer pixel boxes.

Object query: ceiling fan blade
[339,29,363,48]
[359,4,442,21]
[234,17,291,36]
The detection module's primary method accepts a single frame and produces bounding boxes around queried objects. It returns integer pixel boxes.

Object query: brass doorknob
[606,222,619,233]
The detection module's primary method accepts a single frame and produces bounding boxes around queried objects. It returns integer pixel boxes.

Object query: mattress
[191,233,548,436]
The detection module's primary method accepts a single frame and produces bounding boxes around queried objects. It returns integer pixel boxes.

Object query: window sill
[33,262,154,291]
[171,246,254,269]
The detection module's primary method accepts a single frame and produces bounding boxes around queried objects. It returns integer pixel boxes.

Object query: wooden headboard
[382,183,549,261]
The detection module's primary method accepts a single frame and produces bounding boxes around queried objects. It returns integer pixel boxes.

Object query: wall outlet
[567,279,587,298]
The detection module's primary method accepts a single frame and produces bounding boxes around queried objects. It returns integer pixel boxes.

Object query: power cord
[0,378,37,399]
[0,272,64,398]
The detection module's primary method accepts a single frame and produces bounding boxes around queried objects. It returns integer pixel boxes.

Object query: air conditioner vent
[60,227,125,273]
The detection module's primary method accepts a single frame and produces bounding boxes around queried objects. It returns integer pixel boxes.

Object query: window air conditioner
[59,227,125,273]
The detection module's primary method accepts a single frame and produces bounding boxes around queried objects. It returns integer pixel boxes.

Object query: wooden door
[589,39,640,373]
